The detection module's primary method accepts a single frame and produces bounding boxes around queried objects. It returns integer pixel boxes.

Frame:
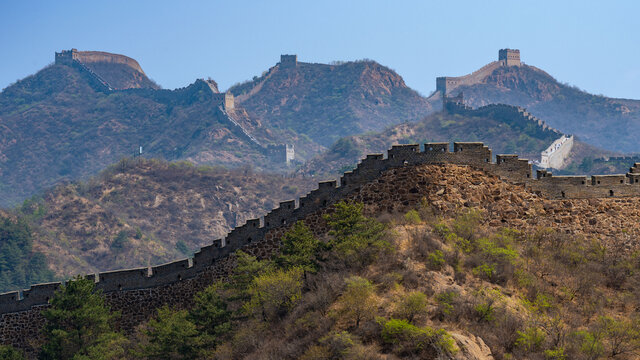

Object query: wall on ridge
[2,142,640,357]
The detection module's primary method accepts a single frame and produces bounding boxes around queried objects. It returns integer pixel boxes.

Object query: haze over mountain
[429,50,640,153]
[0,50,287,206]
[229,56,434,151]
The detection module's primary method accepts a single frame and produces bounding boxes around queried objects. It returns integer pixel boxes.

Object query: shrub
[427,250,445,270]
[189,284,232,347]
[451,209,482,240]
[111,230,129,250]
[245,267,303,321]
[395,291,428,322]
[544,347,567,360]
[325,201,390,266]
[474,302,495,323]
[176,240,190,255]
[379,318,458,356]
[435,290,459,321]
[139,306,201,359]
[319,331,355,358]
[0,345,24,360]
[336,276,377,328]
[515,327,546,353]
[404,209,421,225]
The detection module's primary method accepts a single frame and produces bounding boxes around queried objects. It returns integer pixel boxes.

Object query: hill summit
[229,55,434,151]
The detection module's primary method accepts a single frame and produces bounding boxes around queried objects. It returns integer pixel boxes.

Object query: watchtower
[499,49,521,67]
[280,54,298,68]
[55,48,79,65]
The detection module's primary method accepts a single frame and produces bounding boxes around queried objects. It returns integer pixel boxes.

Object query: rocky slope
[229,59,434,155]
[17,158,315,278]
[434,64,640,153]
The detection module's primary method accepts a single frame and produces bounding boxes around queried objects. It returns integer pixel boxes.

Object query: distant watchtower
[280,54,298,68]
[55,48,79,65]
[499,49,521,67]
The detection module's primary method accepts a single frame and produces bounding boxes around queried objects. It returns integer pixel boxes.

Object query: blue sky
[1,0,638,99]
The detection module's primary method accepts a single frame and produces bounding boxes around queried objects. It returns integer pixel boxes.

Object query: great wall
[55,49,294,165]
[435,48,521,96]
[2,139,640,355]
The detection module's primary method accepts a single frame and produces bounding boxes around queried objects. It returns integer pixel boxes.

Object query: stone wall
[55,49,145,74]
[437,49,521,94]
[3,142,640,357]
[540,135,574,169]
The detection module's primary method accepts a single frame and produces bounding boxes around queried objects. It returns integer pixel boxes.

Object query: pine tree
[40,276,127,359]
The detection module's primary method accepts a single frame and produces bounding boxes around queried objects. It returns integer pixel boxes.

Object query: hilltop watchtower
[499,49,521,67]
[280,54,297,68]
[55,48,79,65]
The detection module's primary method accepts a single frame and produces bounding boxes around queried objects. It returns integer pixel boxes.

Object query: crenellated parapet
[3,141,640,349]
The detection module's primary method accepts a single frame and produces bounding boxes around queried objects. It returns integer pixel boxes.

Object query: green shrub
[427,250,445,270]
[404,210,421,225]
[176,240,190,255]
[0,345,24,360]
[435,291,459,320]
[245,267,303,321]
[140,306,201,359]
[395,291,428,322]
[544,347,567,360]
[451,209,482,240]
[336,276,377,328]
[325,201,390,266]
[379,318,458,356]
[515,327,546,352]
[474,302,495,323]
[111,230,129,250]
[189,284,232,347]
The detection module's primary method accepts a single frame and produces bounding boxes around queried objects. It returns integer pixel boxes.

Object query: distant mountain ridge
[229,55,434,153]
[0,51,288,205]
[428,49,640,153]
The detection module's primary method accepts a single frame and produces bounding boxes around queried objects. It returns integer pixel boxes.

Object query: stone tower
[499,49,521,66]
[280,54,298,68]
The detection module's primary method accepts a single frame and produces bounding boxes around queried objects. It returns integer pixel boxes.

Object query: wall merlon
[591,175,628,186]
[21,283,61,306]
[150,259,194,284]
[0,291,19,305]
[96,268,151,292]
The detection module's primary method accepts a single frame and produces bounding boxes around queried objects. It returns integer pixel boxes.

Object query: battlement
[499,48,521,66]
[280,54,298,68]
[4,141,640,354]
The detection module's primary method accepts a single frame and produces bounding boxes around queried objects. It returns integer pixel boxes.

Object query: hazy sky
[1,0,638,99]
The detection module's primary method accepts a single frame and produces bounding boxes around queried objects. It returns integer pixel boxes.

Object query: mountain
[0,50,288,206]
[229,56,434,154]
[430,49,640,153]
[15,158,315,280]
